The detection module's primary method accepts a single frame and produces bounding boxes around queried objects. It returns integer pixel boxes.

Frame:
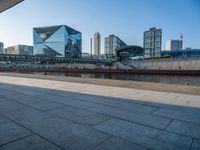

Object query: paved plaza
[0,75,200,150]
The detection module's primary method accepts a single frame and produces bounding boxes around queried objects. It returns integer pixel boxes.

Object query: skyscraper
[0,42,4,54]
[33,25,82,58]
[104,35,126,60]
[166,40,183,51]
[143,27,162,58]
[94,32,101,58]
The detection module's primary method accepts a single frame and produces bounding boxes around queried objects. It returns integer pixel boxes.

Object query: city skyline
[0,0,200,53]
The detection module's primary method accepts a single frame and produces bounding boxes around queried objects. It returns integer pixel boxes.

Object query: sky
[0,0,200,53]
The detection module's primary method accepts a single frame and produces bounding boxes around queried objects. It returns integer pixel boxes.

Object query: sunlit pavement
[0,75,200,150]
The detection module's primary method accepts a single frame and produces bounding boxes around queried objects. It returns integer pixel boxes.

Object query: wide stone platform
[0,75,200,150]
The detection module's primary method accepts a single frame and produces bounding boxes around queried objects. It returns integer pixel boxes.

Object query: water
[32,72,200,86]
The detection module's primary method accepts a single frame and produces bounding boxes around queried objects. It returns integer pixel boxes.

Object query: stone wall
[126,58,200,70]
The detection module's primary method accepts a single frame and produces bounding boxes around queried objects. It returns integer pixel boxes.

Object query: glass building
[166,40,183,51]
[6,45,33,55]
[33,25,82,58]
[104,35,127,60]
[143,27,162,58]
[0,42,4,54]
[116,45,144,62]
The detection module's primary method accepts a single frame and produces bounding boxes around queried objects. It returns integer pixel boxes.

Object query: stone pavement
[0,75,200,150]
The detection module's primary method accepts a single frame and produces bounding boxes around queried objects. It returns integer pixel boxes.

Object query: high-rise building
[6,45,33,55]
[143,27,162,58]
[33,25,82,58]
[94,32,101,58]
[166,40,183,51]
[104,35,126,60]
[0,42,4,54]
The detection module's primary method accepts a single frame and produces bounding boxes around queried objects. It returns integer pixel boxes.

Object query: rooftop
[0,75,200,150]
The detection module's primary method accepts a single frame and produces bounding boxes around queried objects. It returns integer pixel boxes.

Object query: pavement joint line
[0,112,66,150]
[0,134,34,147]
[108,96,158,108]
[163,118,175,130]
[150,107,161,115]
[189,138,195,150]
[77,93,157,108]
[91,135,113,149]
[75,97,159,115]
[46,108,112,127]
[56,101,171,130]
[0,96,58,114]
[43,106,67,112]
[46,104,113,122]
[1,92,83,114]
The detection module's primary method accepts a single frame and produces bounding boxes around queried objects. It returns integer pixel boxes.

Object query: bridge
[0,54,113,65]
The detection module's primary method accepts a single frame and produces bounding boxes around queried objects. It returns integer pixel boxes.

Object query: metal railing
[0,54,113,65]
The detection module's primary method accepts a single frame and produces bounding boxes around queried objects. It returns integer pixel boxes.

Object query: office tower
[104,35,126,60]
[166,40,183,51]
[0,42,4,54]
[94,32,101,58]
[143,27,162,58]
[33,25,82,58]
[6,45,33,55]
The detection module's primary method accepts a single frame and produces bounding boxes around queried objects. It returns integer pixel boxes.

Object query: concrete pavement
[0,75,200,150]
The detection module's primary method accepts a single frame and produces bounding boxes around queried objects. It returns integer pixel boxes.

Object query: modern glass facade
[33,25,82,58]
[166,40,183,51]
[104,35,127,60]
[143,28,162,58]
[116,45,144,62]
[0,42,4,54]
[6,45,33,55]
[162,49,200,58]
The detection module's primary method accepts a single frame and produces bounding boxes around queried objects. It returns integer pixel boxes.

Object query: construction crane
[180,33,183,41]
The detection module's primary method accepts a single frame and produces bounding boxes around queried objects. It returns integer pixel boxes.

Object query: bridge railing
[0,54,113,65]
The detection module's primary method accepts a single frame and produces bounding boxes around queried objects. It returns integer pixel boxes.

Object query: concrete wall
[126,57,200,70]
[14,63,133,70]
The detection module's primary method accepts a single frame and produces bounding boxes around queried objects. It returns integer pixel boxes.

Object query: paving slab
[94,118,192,150]
[14,96,66,111]
[0,100,53,126]
[26,116,111,150]
[33,93,80,105]
[191,140,200,150]
[0,115,32,146]
[94,136,149,150]
[65,100,171,129]
[0,134,62,150]
[15,90,47,96]
[153,108,200,124]
[0,75,200,150]
[0,92,30,101]
[166,120,200,139]
[48,106,111,126]
[71,94,158,114]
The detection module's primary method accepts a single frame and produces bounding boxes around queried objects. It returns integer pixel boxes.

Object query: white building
[94,32,101,58]
[166,40,183,51]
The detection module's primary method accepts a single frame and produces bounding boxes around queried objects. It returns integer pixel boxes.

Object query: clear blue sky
[0,0,200,53]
